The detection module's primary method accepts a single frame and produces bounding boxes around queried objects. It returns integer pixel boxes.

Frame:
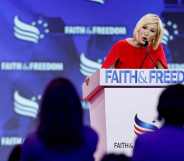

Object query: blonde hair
[133,13,164,50]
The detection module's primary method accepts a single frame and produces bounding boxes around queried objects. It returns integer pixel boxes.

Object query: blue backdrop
[0,0,184,160]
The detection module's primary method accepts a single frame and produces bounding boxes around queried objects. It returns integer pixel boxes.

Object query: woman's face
[137,23,157,46]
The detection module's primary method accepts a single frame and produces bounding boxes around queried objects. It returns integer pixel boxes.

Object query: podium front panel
[104,87,164,156]
[83,69,184,161]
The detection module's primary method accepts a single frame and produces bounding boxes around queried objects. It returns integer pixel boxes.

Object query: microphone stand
[139,42,156,68]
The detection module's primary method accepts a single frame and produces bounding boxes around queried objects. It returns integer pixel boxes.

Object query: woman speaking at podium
[102,13,168,69]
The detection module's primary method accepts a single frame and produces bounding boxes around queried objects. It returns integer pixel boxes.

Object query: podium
[82,69,184,161]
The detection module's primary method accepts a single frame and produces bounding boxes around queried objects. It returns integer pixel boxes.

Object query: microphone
[144,41,148,47]
[139,39,156,68]
[143,38,148,47]
[140,38,152,68]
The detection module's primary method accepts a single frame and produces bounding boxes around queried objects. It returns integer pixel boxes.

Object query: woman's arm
[102,41,121,68]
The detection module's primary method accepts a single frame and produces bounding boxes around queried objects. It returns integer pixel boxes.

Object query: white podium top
[100,69,184,86]
[83,69,184,100]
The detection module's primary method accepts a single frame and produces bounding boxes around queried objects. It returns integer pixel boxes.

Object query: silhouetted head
[37,77,83,149]
[157,84,184,126]
[8,144,21,161]
[101,153,130,161]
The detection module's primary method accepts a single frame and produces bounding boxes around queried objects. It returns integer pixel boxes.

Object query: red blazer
[102,39,168,69]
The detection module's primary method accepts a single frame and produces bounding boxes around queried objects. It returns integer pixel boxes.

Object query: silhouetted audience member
[132,84,184,161]
[20,77,98,161]
[8,144,21,161]
[101,153,130,161]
